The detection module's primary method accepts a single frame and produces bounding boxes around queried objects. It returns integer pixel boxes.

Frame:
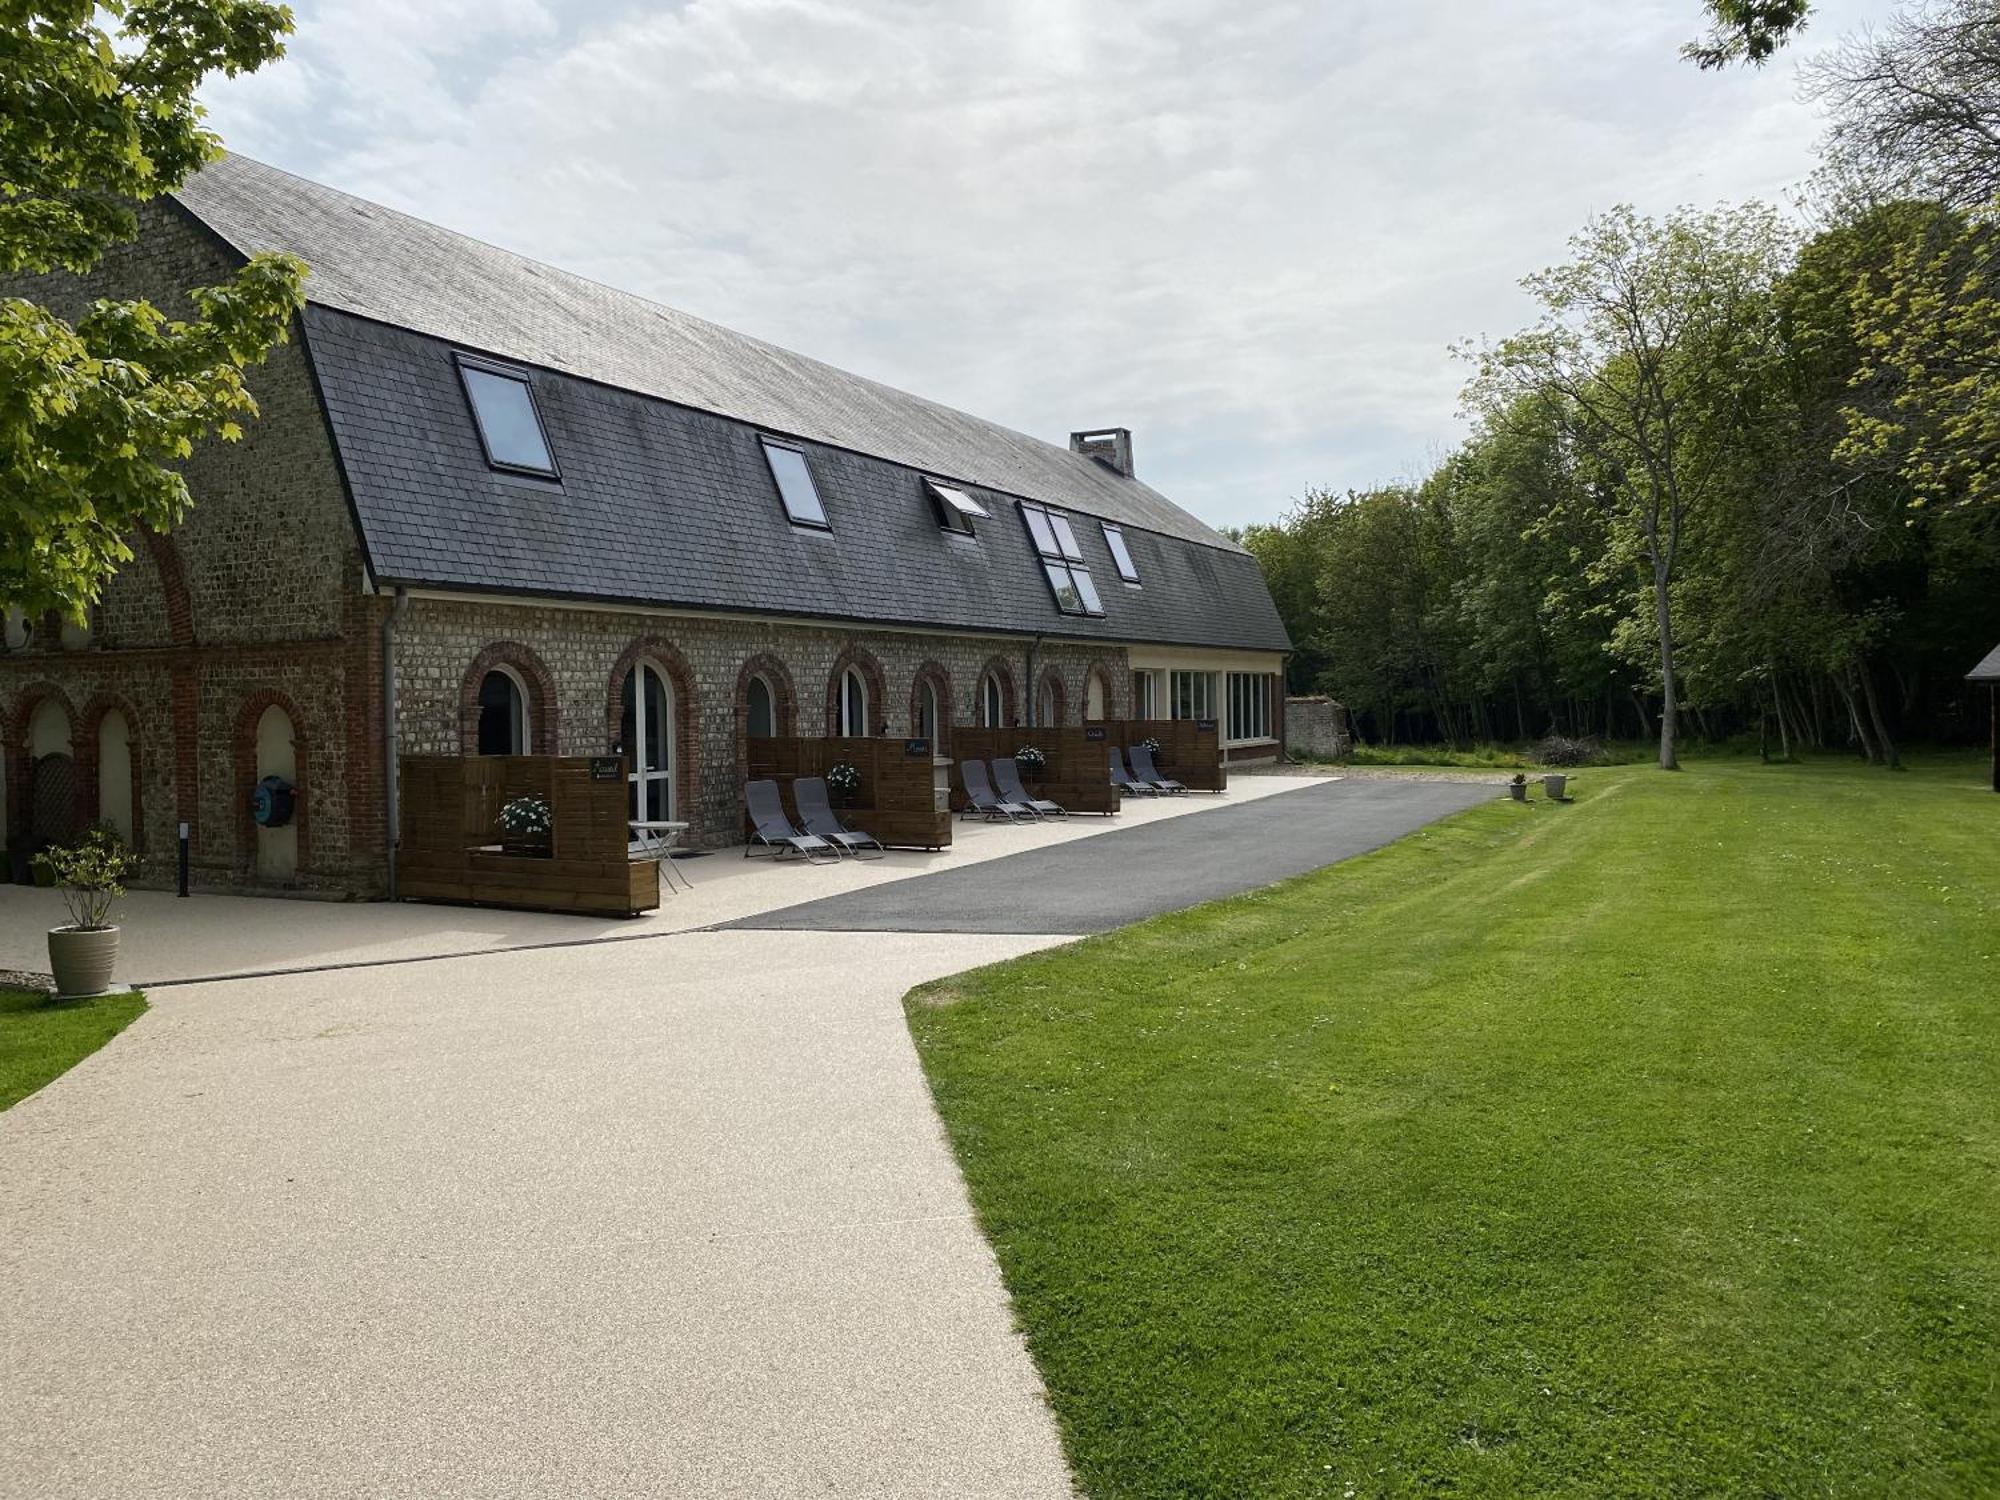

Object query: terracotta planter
[48,925,121,999]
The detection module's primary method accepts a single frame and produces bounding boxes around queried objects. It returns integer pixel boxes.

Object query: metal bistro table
[628,820,694,894]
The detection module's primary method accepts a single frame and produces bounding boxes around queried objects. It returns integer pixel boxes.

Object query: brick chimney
[1070,427,1134,478]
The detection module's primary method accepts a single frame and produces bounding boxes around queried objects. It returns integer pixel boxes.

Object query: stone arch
[1034,666,1069,728]
[78,693,145,851]
[908,661,955,750]
[824,643,888,737]
[606,638,702,826]
[973,655,1020,729]
[460,641,560,755]
[232,687,312,878]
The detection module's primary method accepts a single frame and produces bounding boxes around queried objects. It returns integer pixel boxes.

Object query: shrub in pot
[34,828,136,999]
[1014,745,1047,785]
[826,761,862,808]
[497,795,553,857]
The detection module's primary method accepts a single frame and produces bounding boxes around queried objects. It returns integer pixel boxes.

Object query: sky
[197,0,1899,534]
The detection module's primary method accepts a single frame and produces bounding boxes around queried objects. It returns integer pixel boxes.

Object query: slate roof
[1968,643,2000,682]
[171,154,1290,651]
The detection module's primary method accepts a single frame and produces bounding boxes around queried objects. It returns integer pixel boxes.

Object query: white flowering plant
[1014,745,1047,779]
[825,761,862,801]
[497,795,552,838]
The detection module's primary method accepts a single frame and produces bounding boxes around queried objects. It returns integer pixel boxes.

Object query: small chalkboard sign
[1195,718,1218,733]
[589,756,623,782]
[904,737,931,757]
[1083,726,1107,741]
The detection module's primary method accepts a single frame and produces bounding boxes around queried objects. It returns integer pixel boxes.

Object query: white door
[621,662,676,821]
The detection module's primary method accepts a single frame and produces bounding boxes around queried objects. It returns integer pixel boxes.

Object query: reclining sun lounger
[745,779,840,863]
[1127,743,1187,794]
[993,756,1066,819]
[1110,746,1157,796]
[793,775,886,858]
[960,759,1035,822]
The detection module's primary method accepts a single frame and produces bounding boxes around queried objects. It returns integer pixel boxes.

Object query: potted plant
[826,760,862,808]
[1508,772,1529,803]
[1014,744,1048,788]
[497,794,553,857]
[34,828,136,999]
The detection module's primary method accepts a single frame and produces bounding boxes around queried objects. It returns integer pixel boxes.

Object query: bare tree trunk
[1513,677,1526,742]
[1629,689,1654,740]
[1770,673,1792,761]
[1859,659,1901,770]
[1835,670,1878,763]
[1652,563,1680,770]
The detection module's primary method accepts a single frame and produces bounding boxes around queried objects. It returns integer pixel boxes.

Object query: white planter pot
[48,925,121,999]
[1542,774,1568,800]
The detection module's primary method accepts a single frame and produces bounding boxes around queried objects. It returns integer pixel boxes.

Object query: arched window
[981,671,1005,728]
[97,709,135,845]
[747,674,776,739]
[254,703,298,880]
[1037,674,1064,728]
[476,667,531,755]
[620,660,677,821]
[839,665,870,737]
[1086,671,1107,721]
[918,679,941,745]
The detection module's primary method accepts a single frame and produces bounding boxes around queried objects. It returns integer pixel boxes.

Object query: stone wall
[392,597,1132,851]
[0,200,372,893]
[1284,695,1351,762]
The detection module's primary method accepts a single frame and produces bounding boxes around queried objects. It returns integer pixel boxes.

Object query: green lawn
[1,986,147,1111]
[906,756,1999,1497]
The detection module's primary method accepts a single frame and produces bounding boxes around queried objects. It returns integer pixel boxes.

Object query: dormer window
[458,358,557,476]
[1019,501,1104,617]
[761,438,830,529]
[926,478,989,536]
[1102,523,1140,584]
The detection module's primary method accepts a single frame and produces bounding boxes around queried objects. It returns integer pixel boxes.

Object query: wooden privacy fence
[1107,717,1228,792]
[398,755,660,916]
[744,736,952,851]
[947,725,1121,815]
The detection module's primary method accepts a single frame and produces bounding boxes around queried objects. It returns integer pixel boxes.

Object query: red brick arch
[824,644,888,736]
[1082,658,1121,721]
[460,641,560,755]
[908,661,955,751]
[606,638,702,825]
[139,528,196,647]
[973,655,1020,729]
[232,687,312,877]
[1033,666,1069,728]
[77,693,146,852]
[734,652,799,739]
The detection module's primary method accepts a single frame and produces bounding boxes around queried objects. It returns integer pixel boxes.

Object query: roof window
[761,439,830,529]
[458,359,557,476]
[1102,523,1140,584]
[926,478,990,536]
[1019,501,1105,617]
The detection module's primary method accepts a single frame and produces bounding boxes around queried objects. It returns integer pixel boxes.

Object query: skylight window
[1102,523,1140,584]
[1019,501,1105,618]
[926,478,990,536]
[761,439,830,529]
[458,361,557,476]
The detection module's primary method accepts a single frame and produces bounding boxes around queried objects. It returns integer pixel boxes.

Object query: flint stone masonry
[1285,695,1353,762]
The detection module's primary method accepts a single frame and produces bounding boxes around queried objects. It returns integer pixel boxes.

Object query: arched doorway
[255,703,298,880]
[620,660,677,821]
[838,665,870,737]
[746,674,777,739]
[27,696,78,853]
[980,670,1007,728]
[476,667,531,755]
[97,709,135,845]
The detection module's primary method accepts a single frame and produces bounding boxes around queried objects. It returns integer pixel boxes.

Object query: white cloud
[199,0,1897,530]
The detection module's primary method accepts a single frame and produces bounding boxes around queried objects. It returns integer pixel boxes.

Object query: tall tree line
[1246,1,2000,767]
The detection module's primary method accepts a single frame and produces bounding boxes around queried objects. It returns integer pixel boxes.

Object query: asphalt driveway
[725,777,1499,934]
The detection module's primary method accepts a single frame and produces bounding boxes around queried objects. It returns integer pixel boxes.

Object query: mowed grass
[0,986,147,1111]
[906,757,2000,1497]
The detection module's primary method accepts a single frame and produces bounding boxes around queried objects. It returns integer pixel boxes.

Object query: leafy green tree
[1685,0,1811,69]
[1,0,306,619]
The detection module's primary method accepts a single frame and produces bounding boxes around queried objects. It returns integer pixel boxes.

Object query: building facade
[1,156,1290,898]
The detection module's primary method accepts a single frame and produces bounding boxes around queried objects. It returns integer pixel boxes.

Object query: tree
[1685,0,1812,69]
[1804,0,2000,212]
[1,0,306,619]
[1470,205,1790,769]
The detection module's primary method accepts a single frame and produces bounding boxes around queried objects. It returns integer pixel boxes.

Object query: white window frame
[623,660,677,821]
[839,665,870,737]
[981,671,1006,728]
[1170,670,1215,722]
[1226,671,1274,744]
[746,673,776,739]
[1132,670,1160,720]
[477,665,533,755]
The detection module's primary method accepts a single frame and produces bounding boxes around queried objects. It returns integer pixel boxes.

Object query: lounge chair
[1109,746,1157,796]
[993,757,1066,819]
[960,759,1035,822]
[744,779,840,863]
[1127,743,1187,794]
[793,776,886,858]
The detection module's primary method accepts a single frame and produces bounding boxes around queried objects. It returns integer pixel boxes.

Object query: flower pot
[1508,780,1528,802]
[1542,774,1568,801]
[48,925,120,999]
[500,838,552,859]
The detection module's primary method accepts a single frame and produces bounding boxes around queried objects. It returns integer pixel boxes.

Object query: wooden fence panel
[741,736,951,850]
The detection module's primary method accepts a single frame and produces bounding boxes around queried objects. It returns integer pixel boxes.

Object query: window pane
[643,667,671,772]
[1103,525,1139,582]
[928,480,989,520]
[1071,566,1103,615]
[1022,505,1061,557]
[462,367,555,473]
[1048,513,1084,562]
[764,442,829,527]
[1044,560,1083,613]
[748,677,774,739]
